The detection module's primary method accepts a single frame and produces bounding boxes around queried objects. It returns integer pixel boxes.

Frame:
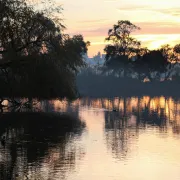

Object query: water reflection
[0,113,85,179]
[1,96,180,180]
[101,97,179,160]
[38,96,180,124]
[45,96,180,163]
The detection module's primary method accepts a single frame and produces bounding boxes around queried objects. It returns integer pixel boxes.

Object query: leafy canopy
[0,0,90,99]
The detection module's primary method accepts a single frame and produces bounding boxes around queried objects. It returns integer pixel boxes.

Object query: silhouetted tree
[104,20,141,58]
[133,50,169,81]
[0,0,89,99]
[104,20,141,77]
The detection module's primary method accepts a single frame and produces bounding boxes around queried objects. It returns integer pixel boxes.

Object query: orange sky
[57,0,180,57]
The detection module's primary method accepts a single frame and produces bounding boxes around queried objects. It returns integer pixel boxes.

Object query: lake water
[1,96,180,180]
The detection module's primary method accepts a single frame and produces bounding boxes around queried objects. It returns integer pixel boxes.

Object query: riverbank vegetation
[77,20,180,97]
[0,0,89,101]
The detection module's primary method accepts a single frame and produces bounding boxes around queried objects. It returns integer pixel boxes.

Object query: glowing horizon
[57,0,180,57]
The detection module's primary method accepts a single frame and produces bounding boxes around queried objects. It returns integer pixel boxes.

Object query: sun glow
[136,34,180,50]
[86,34,180,57]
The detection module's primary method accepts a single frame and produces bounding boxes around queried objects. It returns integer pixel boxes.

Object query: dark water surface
[1,96,180,180]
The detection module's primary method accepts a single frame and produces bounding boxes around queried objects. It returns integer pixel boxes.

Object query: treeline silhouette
[77,20,180,97]
[0,0,89,101]
[77,73,180,97]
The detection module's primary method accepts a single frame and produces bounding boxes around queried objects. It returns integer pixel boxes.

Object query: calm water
[1,96,180,179]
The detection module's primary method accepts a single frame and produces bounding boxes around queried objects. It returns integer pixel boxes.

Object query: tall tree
[0,0,89,99]
[104,20,141,77]
[104,20,141,59]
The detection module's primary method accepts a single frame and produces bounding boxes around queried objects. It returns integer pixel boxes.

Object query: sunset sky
[57,0,180,57]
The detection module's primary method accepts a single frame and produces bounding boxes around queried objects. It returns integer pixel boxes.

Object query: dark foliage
[0,0,89,99]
